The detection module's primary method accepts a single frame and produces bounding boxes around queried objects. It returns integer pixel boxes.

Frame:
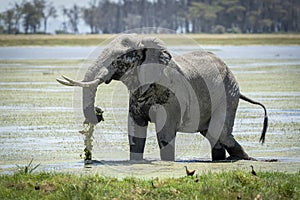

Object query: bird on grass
[151,181,158,189]
[184,166,196,176]
[151,177,161,189]
[254,194,262,200]
[194,174,199,182]
[35,181,40,190]
[250,165,257,176]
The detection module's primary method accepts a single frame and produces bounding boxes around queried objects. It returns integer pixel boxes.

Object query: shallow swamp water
[0,45,299,177]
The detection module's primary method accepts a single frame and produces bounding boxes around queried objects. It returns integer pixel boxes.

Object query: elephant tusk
[56,78,77,86]
[56,75,101,88]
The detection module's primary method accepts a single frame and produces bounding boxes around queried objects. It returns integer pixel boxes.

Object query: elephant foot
[130,152,144,160]
[212,147,226,161]
[129,136,146,160]
[225,142,251,160]
[160,144,175,161]
[83,148,93,164]
[226,156,256,161]
[226,155,250,161]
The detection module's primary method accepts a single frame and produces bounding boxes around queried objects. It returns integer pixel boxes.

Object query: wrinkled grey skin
[57,34,268,161]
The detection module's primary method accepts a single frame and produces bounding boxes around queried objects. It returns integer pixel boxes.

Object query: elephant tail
[239,94,268,144]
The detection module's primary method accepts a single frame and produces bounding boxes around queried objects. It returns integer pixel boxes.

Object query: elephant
[57,34,268,161]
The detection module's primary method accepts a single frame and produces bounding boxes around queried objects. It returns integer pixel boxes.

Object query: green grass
[0,34,300,46]
[0,171,299,200]
[0,35,110,47]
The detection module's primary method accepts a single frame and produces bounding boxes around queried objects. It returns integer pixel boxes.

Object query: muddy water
[1,45,300,60]
[0,45,299,176]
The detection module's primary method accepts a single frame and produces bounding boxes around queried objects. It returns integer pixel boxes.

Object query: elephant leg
[128,115,148,160]
[151,104,178,161]
[218,98,250,160]
[201,130,226,161]
[211,141,226,161]
[157,131,176,161]
[216,126,250,160]
[225,139,250,160]
[205,96,250,161]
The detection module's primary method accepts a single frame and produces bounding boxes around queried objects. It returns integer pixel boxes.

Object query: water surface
[1,45,299,60]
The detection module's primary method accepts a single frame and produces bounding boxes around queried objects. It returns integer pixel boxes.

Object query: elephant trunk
[82,67,113,124]
[82,86,99,124]
[57,67,113,125]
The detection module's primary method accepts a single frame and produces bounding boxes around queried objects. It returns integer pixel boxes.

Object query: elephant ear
[136,37,172,85]
[141,37,172,65]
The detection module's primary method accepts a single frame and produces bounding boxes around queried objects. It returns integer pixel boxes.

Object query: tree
[1,9,15,34]
[95,0,119,33]
[124,13,142,30]
[22,1,35,33]
[0,2,24,34]
[13,2,24,34]
[189,2,221,33]
[22,0,45,34]
[1,0,299,34]
[83,0,99,34]
[63,4,80,34]
[42,2,57,33]
[177,0,192,33]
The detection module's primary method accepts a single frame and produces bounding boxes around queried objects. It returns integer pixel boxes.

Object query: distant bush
[34,31,50,35]
[55,30,69,34]
[227,27,242,34]
[212,25,226,34]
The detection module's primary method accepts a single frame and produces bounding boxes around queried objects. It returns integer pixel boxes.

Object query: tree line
[0,0,57,34]
[1,0,299,34]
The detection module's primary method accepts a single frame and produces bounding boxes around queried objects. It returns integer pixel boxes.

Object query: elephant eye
[111,51,140,74]
[121,51,138,63]
[125,55,132,62]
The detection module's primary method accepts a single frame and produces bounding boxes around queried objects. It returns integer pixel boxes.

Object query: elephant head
[56,34,172,124]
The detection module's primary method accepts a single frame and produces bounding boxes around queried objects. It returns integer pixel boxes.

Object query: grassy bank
[1,170,299,200]
[0,34,299,46]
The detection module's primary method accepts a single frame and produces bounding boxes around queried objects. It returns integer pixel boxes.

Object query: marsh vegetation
[1,170,299,199]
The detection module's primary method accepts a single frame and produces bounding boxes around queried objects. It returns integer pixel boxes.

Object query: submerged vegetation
[0,170,299,199]
[15,159,40,175]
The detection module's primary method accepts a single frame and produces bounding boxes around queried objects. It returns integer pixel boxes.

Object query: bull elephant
[57,34,268,161]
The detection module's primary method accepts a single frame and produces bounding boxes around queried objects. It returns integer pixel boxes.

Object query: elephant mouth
[111,72,123,81]
[105,77,113,84]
